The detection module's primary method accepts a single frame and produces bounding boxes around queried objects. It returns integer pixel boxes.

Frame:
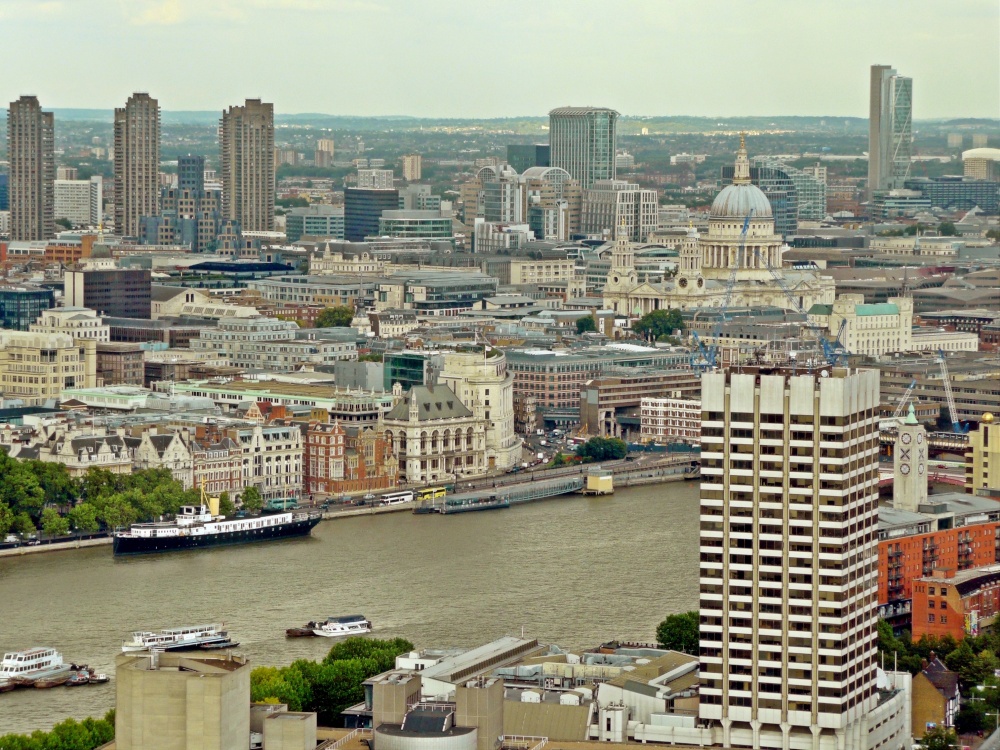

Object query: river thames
[0,481,699,735]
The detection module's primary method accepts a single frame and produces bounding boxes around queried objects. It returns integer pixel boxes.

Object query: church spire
[733,132,751,185]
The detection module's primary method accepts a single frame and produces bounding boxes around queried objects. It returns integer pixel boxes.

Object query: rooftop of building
[418,636,542,684]
[384,384,472,422]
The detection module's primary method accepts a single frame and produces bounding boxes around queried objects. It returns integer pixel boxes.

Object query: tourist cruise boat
[112,503,322,555]
[312,615,372,638]
[121,624,237,653]
[0,648,72,690]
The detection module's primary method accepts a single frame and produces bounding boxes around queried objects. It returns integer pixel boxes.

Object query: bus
[379,491,415,506]
[416,487,447,502]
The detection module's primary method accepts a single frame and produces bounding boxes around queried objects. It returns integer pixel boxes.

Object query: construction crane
[938,350,969,433]
[892,379,918,418]
[694,211,752,370]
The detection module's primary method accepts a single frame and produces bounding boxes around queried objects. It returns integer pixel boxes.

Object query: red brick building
[880,523,1000,608]
[304,422,345,497]
[303,421,397,497]
[912,565,1000,640]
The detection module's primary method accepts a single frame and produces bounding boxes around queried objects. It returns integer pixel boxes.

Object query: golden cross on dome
[739,132,746,150]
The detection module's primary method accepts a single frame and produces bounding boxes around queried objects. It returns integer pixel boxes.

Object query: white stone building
[382,384,487,484]
[30,307,110,342]
[438,351,522,471]
[808,295,913,357]
[639,397,701,444]
[133,429,195,489]
[228,423,303,502]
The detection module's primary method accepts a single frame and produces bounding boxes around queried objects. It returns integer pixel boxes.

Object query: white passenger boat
[0,648,73,689]
[312,615,372,637]
[121,623,238,653]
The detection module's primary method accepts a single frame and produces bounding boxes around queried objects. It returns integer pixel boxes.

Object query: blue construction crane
[694,211,752,370]
[938,350,970,433]
[819,319,849,367]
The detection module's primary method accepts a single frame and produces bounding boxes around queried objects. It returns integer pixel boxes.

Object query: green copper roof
[856,303,899,316]
[808,304,833,315]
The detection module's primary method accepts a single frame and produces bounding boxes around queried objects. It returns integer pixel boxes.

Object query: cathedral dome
[709,133,772,220]
[710,183,772,219]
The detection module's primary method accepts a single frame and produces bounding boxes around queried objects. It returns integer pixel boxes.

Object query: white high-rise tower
[699,368,881,750]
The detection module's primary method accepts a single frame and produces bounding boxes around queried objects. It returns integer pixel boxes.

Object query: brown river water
[0,481,699,734]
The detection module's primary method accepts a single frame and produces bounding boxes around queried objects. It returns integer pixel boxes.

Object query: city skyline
[0,0,996,120]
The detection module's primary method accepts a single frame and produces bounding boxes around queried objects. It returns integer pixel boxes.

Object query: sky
[1,0,997,120]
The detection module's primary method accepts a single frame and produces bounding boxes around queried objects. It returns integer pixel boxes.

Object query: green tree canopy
[0,502,13,537]
[241,486,263,514]
[633,309,685,340]
[0,711,115,750]
[250,666,312,711]
[576,315,597,334]
[656,611,699,655]
[922,726,959,750]
[315,305,356,328]
[0,453,46,519]
[68,503,100,533]
[575,437,627,462]
[23,460,79,508]
[11,512,35,535]
[218,492,235,517]
[41,508,70,537]
[937,221,958,237]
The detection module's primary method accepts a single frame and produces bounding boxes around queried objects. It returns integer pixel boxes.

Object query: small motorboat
[88,672,110,684]
[66,671,90,687]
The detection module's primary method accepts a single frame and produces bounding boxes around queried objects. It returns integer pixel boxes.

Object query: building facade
[221,99,275,232]
[548,107,618,189]
[966,414,1000,493]
[54,177,103,227]
[114,93,161,238]
[0,331,97,404]
[699,368,881,750]
[285,205,344,242]
[581,180,657,242]
[0,285,55,330]
[869,65,913,198]
[64,265,152,319]
[7,95,54,240]
[639,397,701,444]
[438,351,522,471]
[345,188,399,242]
[30,307,111,342]
[401,155,422,181]
[807,295,913,357]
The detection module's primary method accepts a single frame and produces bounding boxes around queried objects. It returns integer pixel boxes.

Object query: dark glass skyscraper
[0,173,8,211]
[506,144,550,173]
[344,188,399,241]
[548,107,618,189]
[178,155,205,192]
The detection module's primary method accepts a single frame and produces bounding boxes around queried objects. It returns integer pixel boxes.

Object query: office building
[0,173,9,211]
[0,285,55,330]
[190,317,356,372]
[0,330,97,404]
[868,65,913,198]
[30,306,110,342]
[549,106,618,189]
[316,138,335,158]
[54,176,102,227]
[699,368,881,750]
[807,295,913,357]
[285,204,344,242]
[358,169,394,189]
[966,414,1000,494]
[963,148,1000,181]
[220,99,275,232]
[177,154,205,192]
[64,248,152,318]
[398,184,441,211]
[344,187,399,241]
[115,651,250,750]
[377,210,452,240]
[7,95,54,240]
[507,144,550,173]
[114,93,161,238]
[903,176,1000,212]
[752,157,828,221]
[142,186,222,252]
[401,154,422,181]
[581,179,657,241]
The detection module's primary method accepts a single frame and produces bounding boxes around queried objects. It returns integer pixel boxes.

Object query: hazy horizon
[1,0,997,120]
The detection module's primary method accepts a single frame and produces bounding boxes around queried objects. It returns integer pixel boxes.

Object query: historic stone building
[382,384,487,484]
[603,136,834,316]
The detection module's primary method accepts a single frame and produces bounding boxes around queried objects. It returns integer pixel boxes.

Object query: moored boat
[122,624,236,653]
[113,500,322,556]
[0,648,73,691]
[285,627,317,638]
[34,674,71,689]
[66,671,91,686]
[312,615,372,638]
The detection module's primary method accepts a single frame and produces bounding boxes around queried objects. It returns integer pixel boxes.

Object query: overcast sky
[1,0,997,119]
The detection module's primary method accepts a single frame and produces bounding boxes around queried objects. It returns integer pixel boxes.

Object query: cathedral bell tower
[604,220,638,311]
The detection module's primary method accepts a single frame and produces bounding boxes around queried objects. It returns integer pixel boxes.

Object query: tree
[0,502,13,537]
[250,666,312,711]
[218,492,235,517]
[0,454,45,519]
[633,309,685,340]
[241,486,263,514]
[68,503,100,532]
[55,217,73,230]
[986,229,1000,242]
[938,221,958,237]
[955,701,987,734]
[576,315,597,334]
[24,460,79,508]
[11,512,35,536]
[945,639,976,684]
[922,726,958,750]
[656,611,699,655]
[576,437,628,462]
[97,495,137,530]
[41,508,70,537]
[315,305,355,328]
